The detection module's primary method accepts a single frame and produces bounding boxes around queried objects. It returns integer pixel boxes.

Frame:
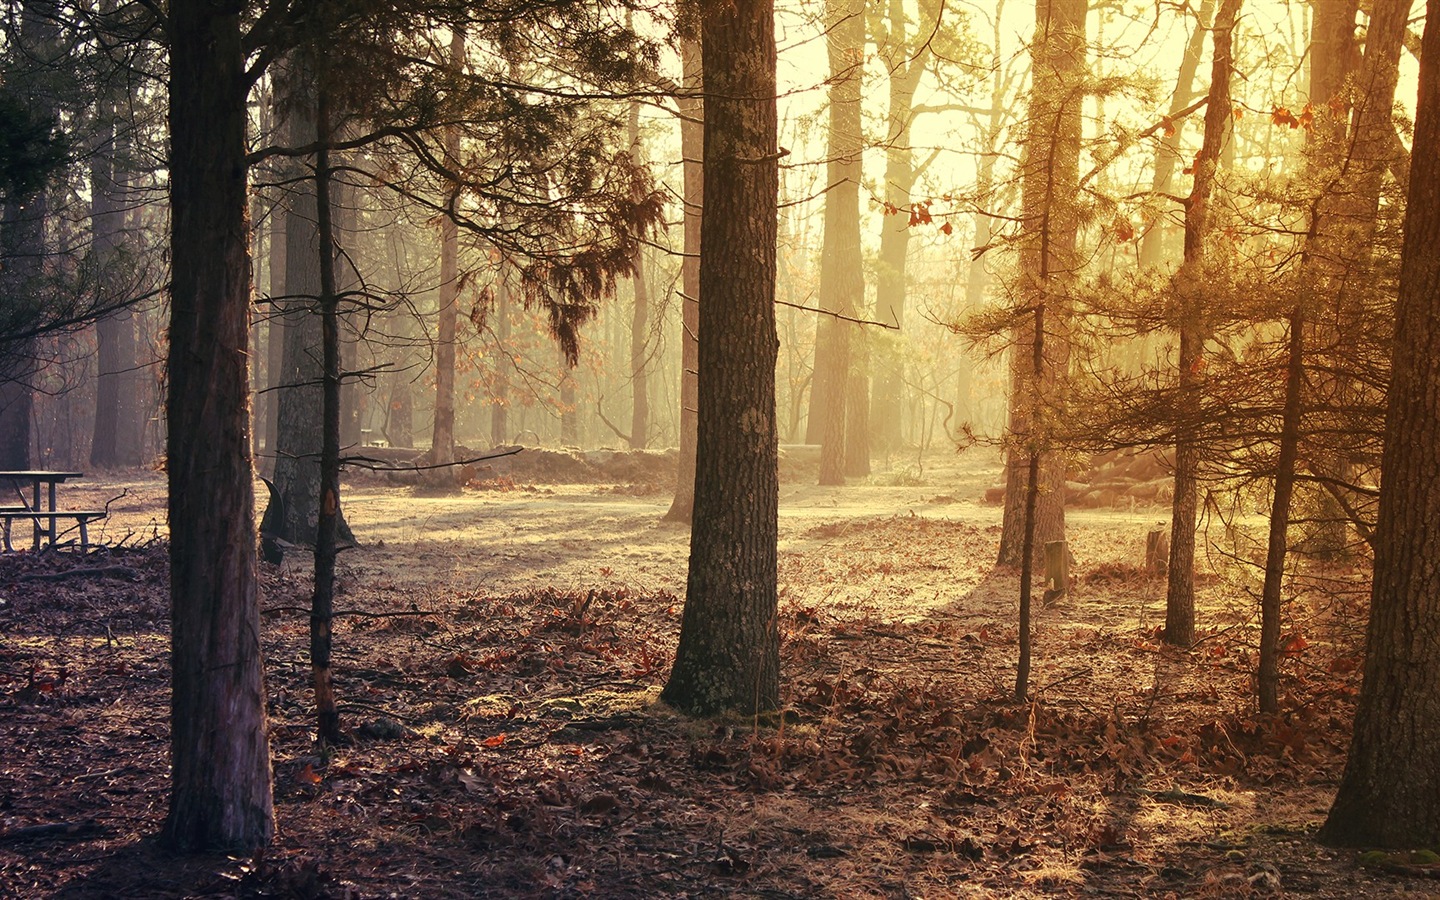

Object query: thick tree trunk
[997,0,1084,567]
[662,0,780,716]
[815,0,864,486]
[1304,0,1404,559]
[664,38,702,523]
[162,0,273,851]
[1164,0,1240,647]
[1321,0,1440,845]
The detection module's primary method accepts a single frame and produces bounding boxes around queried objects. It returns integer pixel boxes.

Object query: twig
[16,566,139,583]
[677,290,899,330]
[261,605,437,619]
[1035,667,1093,694]
[340,446,523,472]
[0,821,106,843]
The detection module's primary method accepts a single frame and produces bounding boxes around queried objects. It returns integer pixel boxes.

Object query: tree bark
[997,0,1084,567]
[868,0,931,452]
[662,0,780,716]
[263,194,287,470]
[627,100,650,450]
[1320,0,1440,846]
[426,30,464,491]
[90,85,142,469]
[1139,0,1214,268]
[1164,0,1241,648]
[162,0,274,851]
[269,57,354,543]
[490,262,511,448]
[0,0,58,472]
[664,38,702,524]
[815,0,864,486]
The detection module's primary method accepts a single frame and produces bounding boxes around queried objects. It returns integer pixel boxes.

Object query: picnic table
[0,471,106,552]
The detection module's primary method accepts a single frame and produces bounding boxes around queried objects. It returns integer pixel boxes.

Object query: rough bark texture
[1320,0,1440,846]
[663,38,702,524]
[661,0,780,716]
[162,0,274,851]
[997,0,1084,567]
[1164,0,1240,648]
[814,0,864,485]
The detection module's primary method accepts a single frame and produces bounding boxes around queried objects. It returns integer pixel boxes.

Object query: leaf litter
[0,453,1427,897]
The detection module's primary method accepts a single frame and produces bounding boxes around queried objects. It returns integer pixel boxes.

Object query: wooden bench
[0,508,107,552]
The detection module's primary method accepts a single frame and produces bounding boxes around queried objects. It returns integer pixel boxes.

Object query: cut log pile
[983,448,1176,509]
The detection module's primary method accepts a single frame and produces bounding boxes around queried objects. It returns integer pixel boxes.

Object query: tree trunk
[0,0,58,472]
[162,0,274,851]
[90,88,142,469]
[559,345,578,445]
[270,58,353,543]
[1139,0,1214,268]
[664,38,702,523]
[662,0,780,716]
[263,198,287,469]
[1304,0,1404,560]
[1164,0,1241,648]
[868,0,929,452]
[815,0,864,486]
[997,0,1085,567]
[490,262,511,448]
[426,30,464,490]
[1320,0,1440,845]
[311,90,342,743]
[627,101,650,450]
[961,0,1008,426]
[1258,307,1303,713]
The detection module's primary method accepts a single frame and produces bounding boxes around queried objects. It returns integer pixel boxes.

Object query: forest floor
[1,448,1436,898]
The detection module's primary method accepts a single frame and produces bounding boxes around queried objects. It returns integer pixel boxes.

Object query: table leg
[31,481,40,550]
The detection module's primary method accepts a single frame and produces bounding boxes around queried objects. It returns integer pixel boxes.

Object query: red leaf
[940,221,954,235]
[482,733,507,748]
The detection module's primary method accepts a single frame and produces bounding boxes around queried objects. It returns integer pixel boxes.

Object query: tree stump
[1145,528,1170,577]
[1043,540,1070,605]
